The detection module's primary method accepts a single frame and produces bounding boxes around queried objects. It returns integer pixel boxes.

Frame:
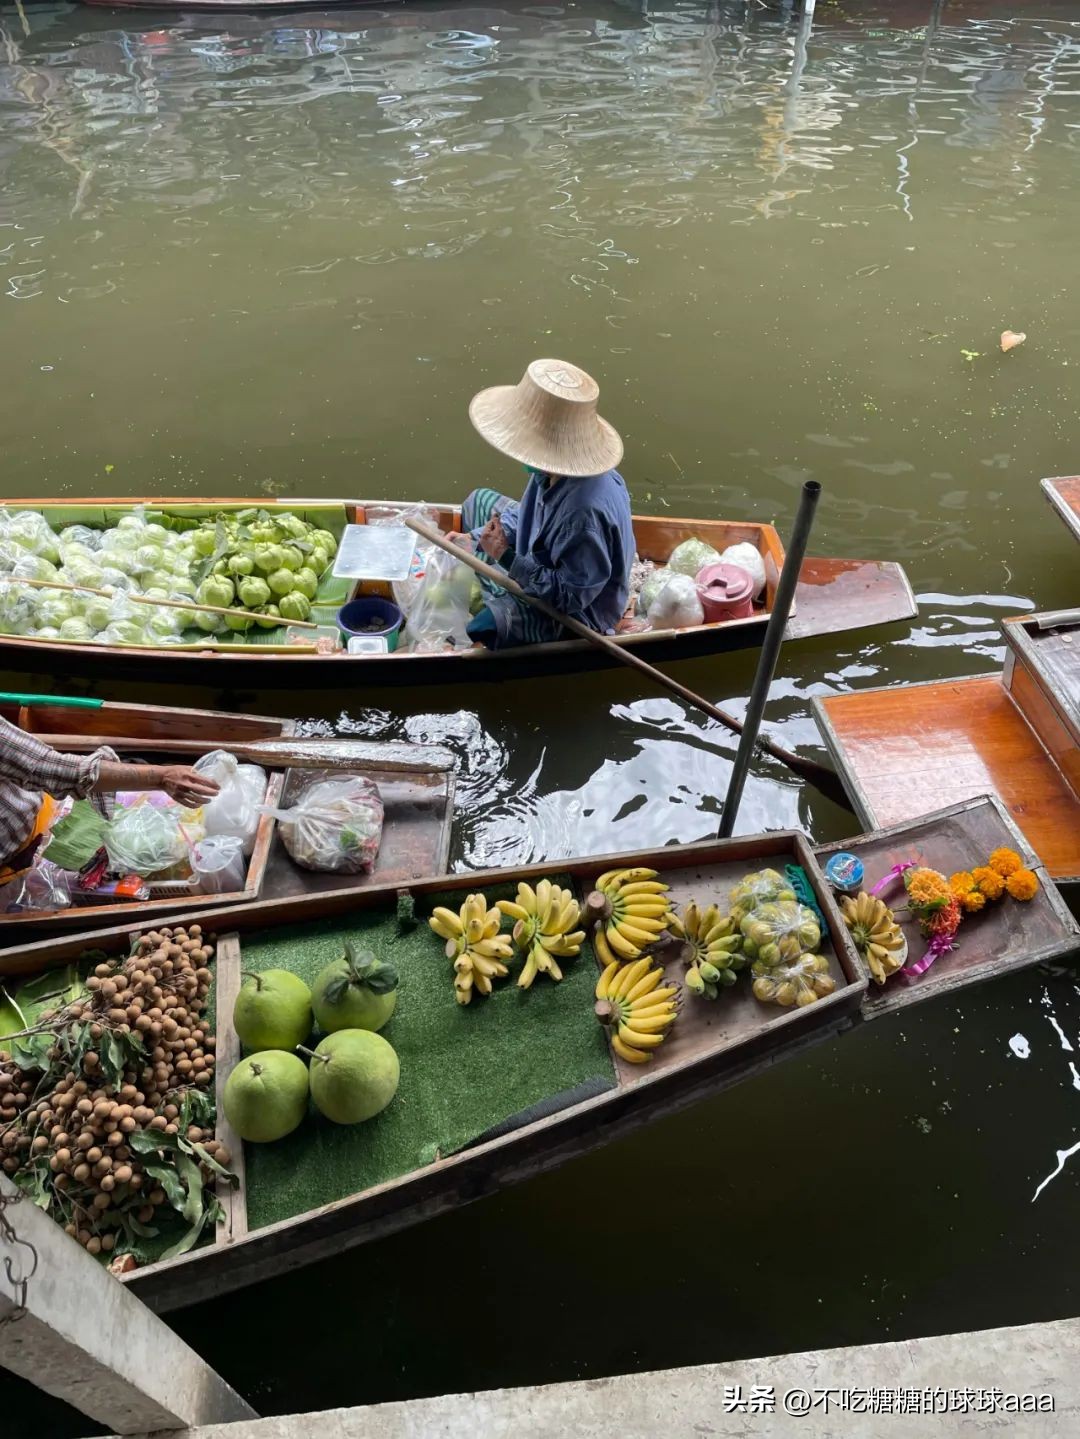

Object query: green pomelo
[306,1029,399,1125]
[222,1050,309,1143]
[311,945,399,1034]
[233,969,313,1052]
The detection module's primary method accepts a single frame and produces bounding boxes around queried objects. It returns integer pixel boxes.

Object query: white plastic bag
[719,542,766,600]
[194,750,266,854]
[398,545,476,653]
[190,834,247,894]
[263,773,384,874]
[668,538,720,578]
[647,573,705,630]
[105,804,188,877]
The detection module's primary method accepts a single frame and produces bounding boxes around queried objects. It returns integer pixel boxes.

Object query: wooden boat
[3,796,1075,1312]
[1042,475,1080,544]
[813,610,1080,885]
[1,695,456,936]
[0,497,916,686]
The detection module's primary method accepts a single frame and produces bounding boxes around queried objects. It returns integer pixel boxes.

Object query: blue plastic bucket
[337,596,403,652]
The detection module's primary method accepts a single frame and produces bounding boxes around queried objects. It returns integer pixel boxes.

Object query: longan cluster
[0,923,228,1257]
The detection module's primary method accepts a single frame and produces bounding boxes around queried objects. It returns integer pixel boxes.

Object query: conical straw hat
[469,359,624,478]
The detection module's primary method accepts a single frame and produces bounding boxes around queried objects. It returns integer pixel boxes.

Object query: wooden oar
[30,735,456,776]
[407,518,847,803]
[0,574,319,629]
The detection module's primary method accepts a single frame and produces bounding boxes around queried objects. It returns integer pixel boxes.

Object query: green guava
[222,1050,309,1142]
[303,1029,399,1125]
[233,969,313,1052]
[311,943,398,1034]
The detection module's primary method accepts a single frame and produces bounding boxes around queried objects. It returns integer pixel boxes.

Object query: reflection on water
[4,1,1080,1431]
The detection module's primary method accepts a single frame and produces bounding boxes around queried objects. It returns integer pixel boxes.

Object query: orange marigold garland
[960,889,986,914]
[1006,868,1039,902]
[949,871,975,897]
[971,866,1004,902]
[988,847,1023,878]
[905,867,951,909]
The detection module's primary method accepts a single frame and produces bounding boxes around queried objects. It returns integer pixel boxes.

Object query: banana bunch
[840,891,906,985]
[668,901,744,999]
[497,879,586,988]
[594,955,678,1065]
[586,866,671,966]
[429,893,514,1005]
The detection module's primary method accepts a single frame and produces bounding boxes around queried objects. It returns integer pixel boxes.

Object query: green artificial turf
[237,879,616,1230]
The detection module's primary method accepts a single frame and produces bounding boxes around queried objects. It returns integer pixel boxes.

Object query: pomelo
[304,1029,399,1125]
[223,1050,309,1142]
[233,969,312,1052]
[312,944,398,1034]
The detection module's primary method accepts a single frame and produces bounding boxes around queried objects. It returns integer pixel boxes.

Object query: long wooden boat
[3,796,1075,1312]
[2,695,456,936]
[1042,475,1080,544]
[0,497,916,686]
[813,610,1080,885]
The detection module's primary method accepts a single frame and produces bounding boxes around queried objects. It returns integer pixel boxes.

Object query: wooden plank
[1003,613,1080,746]
[815,795,1080,1018]
[212,934,248,1247]
[1041,475,1080,544]
[813,676,1080,882]
[0,698,290,743]
[1004,655,1080,798]
[27,736,456,775]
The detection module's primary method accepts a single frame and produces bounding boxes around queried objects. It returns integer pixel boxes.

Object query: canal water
[2,0,1080,1431]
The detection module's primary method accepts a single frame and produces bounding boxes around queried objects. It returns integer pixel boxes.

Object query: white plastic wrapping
[646,572,705,630]
[193,750,267,855]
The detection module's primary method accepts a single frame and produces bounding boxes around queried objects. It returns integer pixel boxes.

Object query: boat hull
[0,497,916,686]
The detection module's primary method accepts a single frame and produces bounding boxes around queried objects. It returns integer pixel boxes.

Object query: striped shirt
[0,716,112,866]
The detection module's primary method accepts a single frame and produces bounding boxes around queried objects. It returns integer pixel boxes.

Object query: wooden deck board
[815,676,1080,881]
[1042,475,1080,543]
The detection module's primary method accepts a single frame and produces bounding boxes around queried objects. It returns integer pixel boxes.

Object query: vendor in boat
[0,715,220,888]
[460,358,635,648]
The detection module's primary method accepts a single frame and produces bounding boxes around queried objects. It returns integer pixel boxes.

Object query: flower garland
[868,847,1039,981]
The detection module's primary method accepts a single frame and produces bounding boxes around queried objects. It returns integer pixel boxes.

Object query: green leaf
[0,988,28,1043]
[9,1033,52,1071]
[175,1152,204,1227]
[158,1206,211,1262]
[191,1143,235,1184]
[143,1160,186,1212]
[323,973,351,1007]
[365,964,398,996]
[98,1030,126,1088]
[124,1215,160,1241]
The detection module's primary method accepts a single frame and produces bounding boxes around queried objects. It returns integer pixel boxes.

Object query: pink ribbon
[902,932,957,980]
[870,861,915,897]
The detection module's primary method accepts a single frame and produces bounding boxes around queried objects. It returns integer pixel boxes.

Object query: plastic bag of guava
[262,771,384,874]
[739,899,822,968]
[751,952,836,1008]
[637,565,673,616]
[727,867,797,923]
[397,544,473,652]
[646,573,705,630]
[668,537,721,578]
[0,508,60,566]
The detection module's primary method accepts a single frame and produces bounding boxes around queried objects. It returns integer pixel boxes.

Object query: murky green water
[3,1,1080,1432]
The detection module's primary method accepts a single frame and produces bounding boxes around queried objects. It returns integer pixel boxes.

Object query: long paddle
[406,518,849,804]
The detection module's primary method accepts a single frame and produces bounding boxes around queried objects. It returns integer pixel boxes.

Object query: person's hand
[448,531,475,550]
[478,515,509,561]
[158,766,221,808]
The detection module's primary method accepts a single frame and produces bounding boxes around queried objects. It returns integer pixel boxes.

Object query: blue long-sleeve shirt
[477,470,635,646]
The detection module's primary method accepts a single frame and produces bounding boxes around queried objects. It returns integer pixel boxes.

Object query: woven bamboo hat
[469,358,624,478]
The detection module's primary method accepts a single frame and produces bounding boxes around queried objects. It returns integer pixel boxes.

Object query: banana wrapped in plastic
[738,900,821,967]
[727,868,797,923]
[751,952,836,1008]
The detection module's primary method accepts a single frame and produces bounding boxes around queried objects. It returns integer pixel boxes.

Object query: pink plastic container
[695,563,755,623]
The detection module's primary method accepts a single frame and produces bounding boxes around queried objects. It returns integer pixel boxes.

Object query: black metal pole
[718,479,821,838]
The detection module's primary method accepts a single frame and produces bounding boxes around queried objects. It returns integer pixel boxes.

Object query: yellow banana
[606,926,641,960]
[595,960,620,1000]
[615,880,669,897]
[624,967,664,1004]
[497,900,531,923]
[430,906,463,936]
[622,1011,676,1034]
[611,1033,650,1064]
[618,1026,666,1050]
[611,956,652,1000]
[594,928,619,969]
[607,866,659,889]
